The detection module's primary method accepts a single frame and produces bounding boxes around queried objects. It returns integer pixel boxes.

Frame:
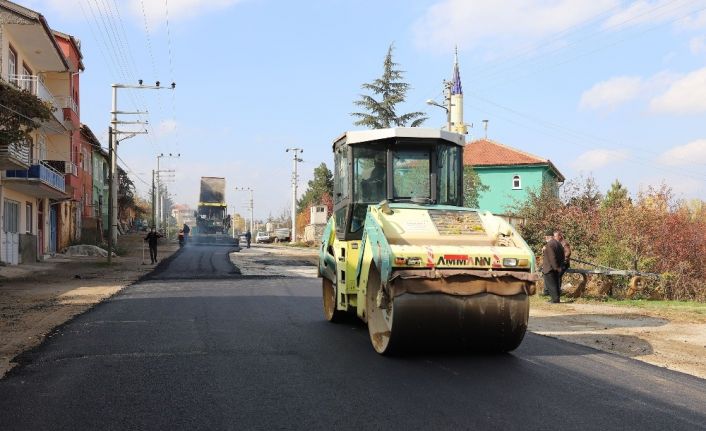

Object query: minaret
[449,46,467,134]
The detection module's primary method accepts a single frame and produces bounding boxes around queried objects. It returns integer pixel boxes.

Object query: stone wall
[303,224,326,245]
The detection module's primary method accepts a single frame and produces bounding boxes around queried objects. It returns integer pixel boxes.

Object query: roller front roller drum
[366,270,530,354]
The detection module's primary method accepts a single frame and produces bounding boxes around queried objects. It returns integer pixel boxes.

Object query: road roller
[318,128,538,354]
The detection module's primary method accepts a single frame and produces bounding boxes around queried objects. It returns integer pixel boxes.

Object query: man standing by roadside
[554,230,571,289]
[542,229,565,303]
[144,227,163,264]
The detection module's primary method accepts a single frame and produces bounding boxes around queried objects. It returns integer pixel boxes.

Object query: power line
[164,0,179,150]
[464,96,706,183]
[476,0,706,89]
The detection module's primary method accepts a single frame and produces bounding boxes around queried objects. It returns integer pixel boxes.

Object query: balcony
[9,74,77,129]
[44,159,78,176]
[3,161,67,199]
[0,140,31,170]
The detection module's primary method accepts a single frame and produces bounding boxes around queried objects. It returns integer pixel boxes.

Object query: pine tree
[602,179,631,209]
[297,163,334,213]
[351,44,427,129]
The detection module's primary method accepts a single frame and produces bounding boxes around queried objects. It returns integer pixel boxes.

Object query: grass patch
[594,298,706,314]
[532,294,706,315]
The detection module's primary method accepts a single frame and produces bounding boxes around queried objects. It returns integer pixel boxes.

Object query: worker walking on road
[182,223,190,243]
[144,227,163,264]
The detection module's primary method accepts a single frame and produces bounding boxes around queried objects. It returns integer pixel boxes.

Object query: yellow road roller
[318,128,538,354]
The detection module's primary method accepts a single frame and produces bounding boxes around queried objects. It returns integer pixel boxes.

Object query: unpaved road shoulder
[530,300,706,379]
[0,235,178,378]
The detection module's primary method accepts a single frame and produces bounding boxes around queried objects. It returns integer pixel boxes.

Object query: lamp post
[285,148,303,242]
[235,186,254,235]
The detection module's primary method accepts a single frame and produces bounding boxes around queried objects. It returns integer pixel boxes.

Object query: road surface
[1,244,705,430]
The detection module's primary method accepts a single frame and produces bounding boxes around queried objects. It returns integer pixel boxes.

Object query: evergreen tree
[602,179,631,209]
[351,44,427,129]
[297,163,334,213]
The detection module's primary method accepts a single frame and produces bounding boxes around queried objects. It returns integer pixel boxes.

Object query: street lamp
[426,98,451,131]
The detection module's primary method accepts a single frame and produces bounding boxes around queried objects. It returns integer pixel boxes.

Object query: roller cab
[318,128,537,354]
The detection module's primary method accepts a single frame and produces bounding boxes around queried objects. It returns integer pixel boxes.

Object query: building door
[2,200,20,265]
[50,205,58,254]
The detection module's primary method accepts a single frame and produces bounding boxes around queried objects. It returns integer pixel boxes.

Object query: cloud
[660,139,706,165]
[689,35,706,54]
[649,66,706,114]
[129,0,246,24]
[579,76,643,110]
[413,0,617,52]
[571,149,630,170]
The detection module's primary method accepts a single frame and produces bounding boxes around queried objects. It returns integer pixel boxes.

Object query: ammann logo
[436,255,492,266]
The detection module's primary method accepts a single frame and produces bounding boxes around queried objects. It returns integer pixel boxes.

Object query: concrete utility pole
[108,81,174,263]
[285,148,303,242]
[235,187,254,235]
[155,153,179,230]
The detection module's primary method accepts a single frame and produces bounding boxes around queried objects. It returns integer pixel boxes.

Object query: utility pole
[285,148,303,242]
[107,127,114,264]
[151,169,156,228]
[235,187,254,235]
[108,81,174,263]
[155,153,179,230]
[154,169,175,231]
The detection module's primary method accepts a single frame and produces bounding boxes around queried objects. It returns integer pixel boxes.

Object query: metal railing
[0,140,31,166]
[8,74,75,121]
[4,161,66,193]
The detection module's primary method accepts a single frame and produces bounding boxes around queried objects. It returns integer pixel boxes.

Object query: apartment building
[0,0,85,263]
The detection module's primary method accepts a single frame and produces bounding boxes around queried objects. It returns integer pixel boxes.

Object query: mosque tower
[449,47,467,134]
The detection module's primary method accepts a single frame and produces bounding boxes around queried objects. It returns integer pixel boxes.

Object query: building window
[8,45,18,85]
[512,175,522,190]
[26,203,32,234]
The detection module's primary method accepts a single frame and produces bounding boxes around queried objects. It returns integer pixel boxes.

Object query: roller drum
[368,290,529,354]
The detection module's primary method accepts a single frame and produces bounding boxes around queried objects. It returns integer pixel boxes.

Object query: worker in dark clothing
[542,229,565,303]
[554,230,571,288]
[144,227,163,264]
[182,223,190,242]
[245,230,251,248]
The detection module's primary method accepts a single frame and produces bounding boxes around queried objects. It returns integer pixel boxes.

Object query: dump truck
[318,128,537,354]
[192,177,238,247]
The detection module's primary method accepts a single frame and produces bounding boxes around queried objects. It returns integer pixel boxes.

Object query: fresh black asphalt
[1,245,705,430]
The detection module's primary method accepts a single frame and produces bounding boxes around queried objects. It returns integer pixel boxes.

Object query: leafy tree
[351,43,427,129]
[462,166,488,208]
[0,81,54,145]
[297,163,334,213]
